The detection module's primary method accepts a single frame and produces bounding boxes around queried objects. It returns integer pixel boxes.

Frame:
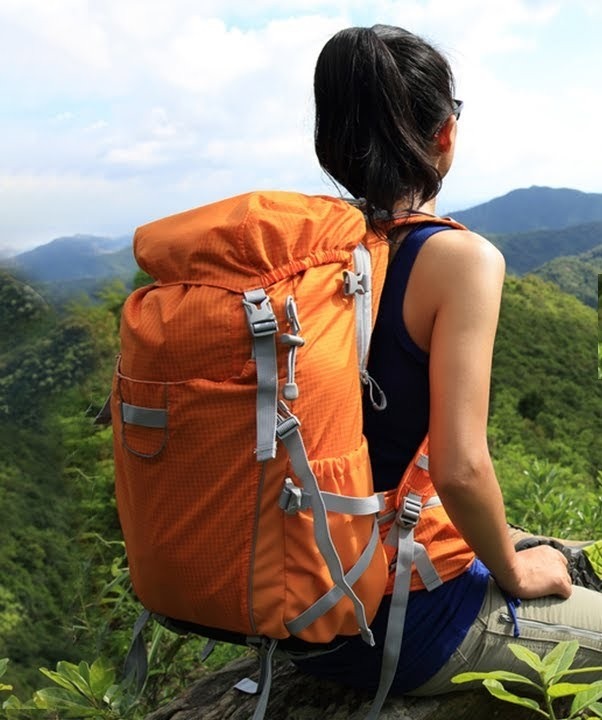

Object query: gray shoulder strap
[243,289,279,461]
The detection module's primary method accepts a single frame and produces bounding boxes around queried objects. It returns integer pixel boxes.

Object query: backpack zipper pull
[280,296,304,400]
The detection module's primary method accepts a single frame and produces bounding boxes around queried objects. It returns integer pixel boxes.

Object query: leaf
[78,660,91,685]
[0,659,8,677]
[452,669,541,690]
[547,681,595,697]
[39,666,78,692]
[482,679,547,715]
[541,640,579,683]
[33,686,98,715]
[551,665,602,681]
[585,700,602,718]
[569,681,602,717]
[89,658,115,698]
[56,661,95,701]
[508,643,545,673]
[0,684,12,692]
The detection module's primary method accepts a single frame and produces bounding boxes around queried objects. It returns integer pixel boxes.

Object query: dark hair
[313,25,456,226]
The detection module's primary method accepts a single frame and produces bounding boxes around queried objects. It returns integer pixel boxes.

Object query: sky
[1,0,601,255]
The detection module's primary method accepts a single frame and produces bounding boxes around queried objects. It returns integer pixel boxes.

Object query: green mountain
[6,234,135,283]
[532,244,602,309]
[488,220,602,275]
[451,186,602,234]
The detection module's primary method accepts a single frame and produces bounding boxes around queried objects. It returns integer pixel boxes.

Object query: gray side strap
[277,407,375,646]
[121,402,167,429]
[286,517,381,635]
[243,289,279,461]
[413,541,443,592]
[200,638,217,662]
[251,638,278,720]
[365,492,443,720]
[350,244,373,376]
[279,479,385,516]
[416,452,429,471]
[123,609,151,693]
[321,490,385,515]
[365,507,418,720]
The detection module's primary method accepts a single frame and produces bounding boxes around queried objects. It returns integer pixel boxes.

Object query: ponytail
[314,25,455,227]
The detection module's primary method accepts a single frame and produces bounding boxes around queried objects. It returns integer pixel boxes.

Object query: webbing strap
[251,638,278,720]
[365,523,415,720]
[243,289,279,461]
[121,402,167,429]
[321,491,386,515]
[350,244,373,376]
[277,410,375,646]
[279,481,385,516]
[365,493,443,720]
[286,518,381,635]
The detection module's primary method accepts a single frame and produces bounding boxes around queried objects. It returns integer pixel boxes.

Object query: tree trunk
[144,655,537,720]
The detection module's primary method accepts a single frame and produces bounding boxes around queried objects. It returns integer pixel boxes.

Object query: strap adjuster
[396,495,422,528]
[343,270,370,296]
[242,294,278,337]
[279,478,305,514]
[276,414,300,440]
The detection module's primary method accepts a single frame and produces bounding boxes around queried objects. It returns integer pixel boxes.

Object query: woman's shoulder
[422,225,506,278]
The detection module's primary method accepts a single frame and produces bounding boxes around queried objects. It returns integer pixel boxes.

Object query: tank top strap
[384,222,455,363]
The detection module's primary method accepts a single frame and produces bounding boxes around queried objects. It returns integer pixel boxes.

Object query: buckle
[242,295,278,337]
[396,495,422,528]
[276,415,300,440]
[279,478,304,514]
[342,270,369,296]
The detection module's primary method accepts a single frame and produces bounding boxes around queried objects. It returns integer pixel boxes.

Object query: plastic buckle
[242,296,278,337]
[342,270,368,296]
[396,495,422,528]
[279,478,304,514]
[276,414,300,440]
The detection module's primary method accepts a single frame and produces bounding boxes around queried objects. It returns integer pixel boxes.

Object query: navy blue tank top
[363,223,449,490]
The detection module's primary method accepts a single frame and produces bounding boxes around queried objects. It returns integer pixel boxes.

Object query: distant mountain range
[450,186,602,233]
[3,186,601,307]
[4,233,134,283]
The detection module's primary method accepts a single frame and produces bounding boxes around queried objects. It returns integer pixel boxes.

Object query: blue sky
[1,0,601,254]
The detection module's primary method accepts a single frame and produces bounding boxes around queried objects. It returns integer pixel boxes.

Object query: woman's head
[313,25,457,223]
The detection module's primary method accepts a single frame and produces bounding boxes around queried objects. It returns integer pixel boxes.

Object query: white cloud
[0,0,600,250]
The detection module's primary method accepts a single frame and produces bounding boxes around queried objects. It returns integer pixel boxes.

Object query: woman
[296,23,602,700]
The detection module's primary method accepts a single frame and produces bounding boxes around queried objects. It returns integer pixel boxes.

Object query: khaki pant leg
[409,577,602,696]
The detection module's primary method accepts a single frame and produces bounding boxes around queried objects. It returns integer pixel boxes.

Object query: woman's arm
[413,229,571,600]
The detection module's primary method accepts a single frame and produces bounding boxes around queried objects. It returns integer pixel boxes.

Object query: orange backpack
[108,191,471,720]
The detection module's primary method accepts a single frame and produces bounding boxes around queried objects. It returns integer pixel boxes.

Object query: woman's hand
[498,544,573,600]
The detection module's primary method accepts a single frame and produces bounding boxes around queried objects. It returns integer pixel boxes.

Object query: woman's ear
[434,114,456,154]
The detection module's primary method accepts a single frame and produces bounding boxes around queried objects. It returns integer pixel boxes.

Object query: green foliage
[490,275,601,488]
[2,658,125,719]
[133,269,153,289]
[453,640,602,719]
[495,457,602,540]
[0,658,13,693]
[535,246,602,310]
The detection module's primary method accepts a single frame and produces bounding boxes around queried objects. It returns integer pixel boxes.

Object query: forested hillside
[488,222,602,277]
[534,244,602,309]
[489,275,600,529]
[0,268,600,715]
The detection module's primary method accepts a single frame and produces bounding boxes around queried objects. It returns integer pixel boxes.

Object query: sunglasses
[434,98,463,137]
[451,98,464,121]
